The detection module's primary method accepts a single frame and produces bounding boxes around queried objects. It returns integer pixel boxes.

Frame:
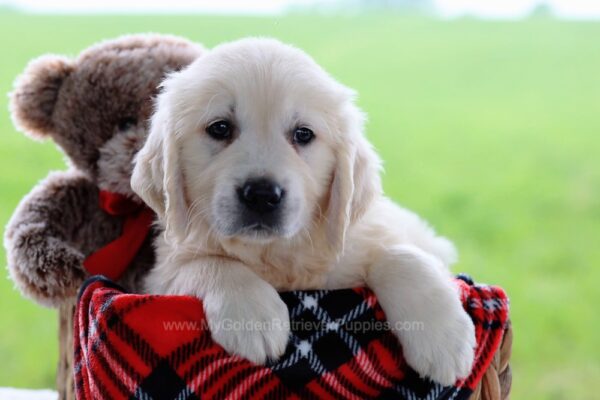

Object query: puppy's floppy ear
[131,92,188,241]
[325,104,382,254]
[10,55,74,139]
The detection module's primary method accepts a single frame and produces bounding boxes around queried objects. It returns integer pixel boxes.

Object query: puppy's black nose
[237,179,284,214]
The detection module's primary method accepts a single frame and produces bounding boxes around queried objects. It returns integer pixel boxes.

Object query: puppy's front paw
[399,304,476,386]
[204,282,290,364]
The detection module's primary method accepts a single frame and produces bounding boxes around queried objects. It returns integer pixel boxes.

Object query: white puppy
[132,38,475,385]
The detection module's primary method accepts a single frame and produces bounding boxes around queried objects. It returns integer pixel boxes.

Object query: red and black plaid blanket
[74,275,509,399]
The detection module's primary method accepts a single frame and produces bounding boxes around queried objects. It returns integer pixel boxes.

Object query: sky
[1,0,600,19]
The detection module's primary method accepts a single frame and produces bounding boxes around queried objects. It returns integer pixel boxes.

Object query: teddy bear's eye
[117,117,137,132]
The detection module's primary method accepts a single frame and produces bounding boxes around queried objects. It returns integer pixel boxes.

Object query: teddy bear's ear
[10,55,74,139]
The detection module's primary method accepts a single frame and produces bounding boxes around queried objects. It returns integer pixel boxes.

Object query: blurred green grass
[1,12,599,399]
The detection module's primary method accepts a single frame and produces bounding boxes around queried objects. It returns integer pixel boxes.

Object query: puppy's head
[132,38,381,253]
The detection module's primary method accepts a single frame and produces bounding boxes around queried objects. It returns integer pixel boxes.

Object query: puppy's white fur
[132,38,475,385]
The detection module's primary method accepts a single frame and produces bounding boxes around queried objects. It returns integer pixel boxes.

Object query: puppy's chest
[241,251,331,290]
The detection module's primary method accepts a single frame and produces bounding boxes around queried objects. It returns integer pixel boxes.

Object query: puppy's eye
[293,127,315,145]
[117,117,137,132]
[206,120,233,140]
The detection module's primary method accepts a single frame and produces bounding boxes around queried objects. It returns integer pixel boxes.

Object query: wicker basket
[56,299,512,400]
[57,300,76,400]
[470,320,513,400]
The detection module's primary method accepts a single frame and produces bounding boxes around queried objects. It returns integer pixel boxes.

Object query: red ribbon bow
[83,191,154,281]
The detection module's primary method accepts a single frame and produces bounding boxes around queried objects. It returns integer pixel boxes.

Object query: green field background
[0,12,599,399]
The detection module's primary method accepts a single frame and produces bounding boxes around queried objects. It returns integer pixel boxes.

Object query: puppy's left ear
[325,104,382,254]
[131,90,188,241]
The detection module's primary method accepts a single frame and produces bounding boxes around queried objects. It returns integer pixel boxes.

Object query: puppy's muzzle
[237,178,285,216]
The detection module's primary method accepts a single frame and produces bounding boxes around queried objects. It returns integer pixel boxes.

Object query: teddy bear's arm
[4,169,117,307]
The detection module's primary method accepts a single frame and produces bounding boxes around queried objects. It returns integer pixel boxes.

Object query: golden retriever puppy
[131,38,475,385]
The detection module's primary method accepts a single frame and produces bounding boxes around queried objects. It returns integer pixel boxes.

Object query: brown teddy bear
[4,34,203,307]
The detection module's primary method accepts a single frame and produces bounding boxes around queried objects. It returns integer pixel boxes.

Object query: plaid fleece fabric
[74,275,509,400]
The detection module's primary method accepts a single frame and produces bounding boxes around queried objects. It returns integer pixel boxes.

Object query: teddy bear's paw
[9,232,86,306]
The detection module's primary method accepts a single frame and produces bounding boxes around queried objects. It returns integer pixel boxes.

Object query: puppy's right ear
[10,55,74,139]
[131,92,188,241]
